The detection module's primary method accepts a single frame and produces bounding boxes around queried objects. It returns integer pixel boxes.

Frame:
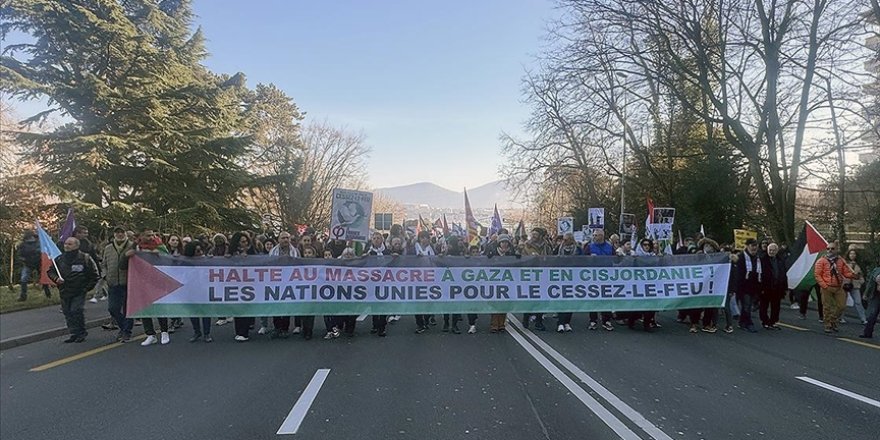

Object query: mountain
[375,180,520,209]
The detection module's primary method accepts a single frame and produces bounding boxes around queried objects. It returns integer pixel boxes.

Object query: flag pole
[8,242,14,290]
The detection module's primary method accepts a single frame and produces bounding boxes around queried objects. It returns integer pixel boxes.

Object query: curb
[0,316,113,351]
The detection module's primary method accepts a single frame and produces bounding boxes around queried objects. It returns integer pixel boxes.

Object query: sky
[192,0,555,191]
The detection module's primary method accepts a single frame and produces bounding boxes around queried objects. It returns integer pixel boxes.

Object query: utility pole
[617,72,628,239]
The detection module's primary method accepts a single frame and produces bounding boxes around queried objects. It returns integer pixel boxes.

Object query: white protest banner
[648,223,674,255]
[588,208,605,230]
[619,213,635,241]
[330,188,372,241]
[558,217,574,236]
[653,208,676,224]
[127,253,731,317]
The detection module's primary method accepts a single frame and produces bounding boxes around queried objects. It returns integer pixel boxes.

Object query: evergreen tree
[1,0,256,231]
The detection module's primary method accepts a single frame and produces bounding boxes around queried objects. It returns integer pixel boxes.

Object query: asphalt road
[1,307,877,440]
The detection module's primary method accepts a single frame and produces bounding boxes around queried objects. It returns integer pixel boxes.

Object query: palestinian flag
[786,221,828,291]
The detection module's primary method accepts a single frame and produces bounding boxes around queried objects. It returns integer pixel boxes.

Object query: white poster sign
[330,189,373,241]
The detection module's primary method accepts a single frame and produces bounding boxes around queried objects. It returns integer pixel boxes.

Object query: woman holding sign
[230,232,257,342]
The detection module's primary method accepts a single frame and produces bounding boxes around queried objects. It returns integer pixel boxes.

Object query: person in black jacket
[736,238,769,332]
[16,231,51,301]
[760,243,787,329]
[47,237,99,343]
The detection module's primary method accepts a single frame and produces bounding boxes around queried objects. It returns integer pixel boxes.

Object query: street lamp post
[617,72,628,239]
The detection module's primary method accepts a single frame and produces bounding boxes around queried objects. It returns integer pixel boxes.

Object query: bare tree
[509,0,871,243]
[298,121,370,229]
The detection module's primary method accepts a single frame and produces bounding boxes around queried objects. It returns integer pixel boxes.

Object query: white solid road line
[508,315,674,440]
[277,369,331,435]
[356,314,367,321]
[796,376,880,409]
[506,321,643,439]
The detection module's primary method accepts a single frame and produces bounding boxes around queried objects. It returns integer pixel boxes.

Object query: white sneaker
[589,322,598,330]
[468,325,476,334]
[215,318,227,326]
[323,332,334,340]
[557,324,565,333]
[257,326,268,335]
[564,324,572,332]
[99,296,107,301]
[88,297,98,304]
[789,303,799,309]
[292,326,302,334]
[160,332,170,345]
[234,335,249,342]
[332,328,341,338]
[141,335,158,346]
[839,318,847,324]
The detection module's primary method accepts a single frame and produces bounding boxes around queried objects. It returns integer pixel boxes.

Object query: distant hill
[375,180,520,209]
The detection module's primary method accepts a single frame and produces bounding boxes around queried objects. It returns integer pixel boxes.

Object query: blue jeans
[863,296,880,338]
[20,266,51,299]
[190,317,212,336]
[738,293,755,328]
[107,284,133,335]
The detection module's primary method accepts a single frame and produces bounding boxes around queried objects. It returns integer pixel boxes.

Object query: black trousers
[234,317,255,337]
[523,313,543,327]
[701,308,718,327]
[61,294,86,337]
[273,316,291,332]
[760,288,784,325]
[415,314,432,328]
[589,312,612,323]
[557,313,573,325]
[324,316,341,332]
[297,316,315,337]
[372,315,387,332]
[797,286,823,319]
[683,309,702,325]
[626,311,653,329]
[142,317,169,335]
[339,316,357,334]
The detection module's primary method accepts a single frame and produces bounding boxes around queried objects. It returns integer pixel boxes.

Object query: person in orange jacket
[814,241,855,333]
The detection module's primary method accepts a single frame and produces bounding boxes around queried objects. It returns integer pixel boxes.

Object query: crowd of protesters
[13,222,880,345]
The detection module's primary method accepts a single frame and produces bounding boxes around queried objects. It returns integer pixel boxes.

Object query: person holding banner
[336,248,359,337]
[697,238,721,333]
[228,232,258,342]
[365,232,389,337]
[182,241,213,342]
[487,234,517,333]
[587,230,614,331]
[47,237,99,343]
[627,238,657,332]
[413,231,436,334]
[268,231,299,340]
[137,228,173,346]
[519,228,551,331]
[555,232,582,333]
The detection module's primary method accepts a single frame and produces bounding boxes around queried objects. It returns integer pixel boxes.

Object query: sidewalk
[0,300,112,350]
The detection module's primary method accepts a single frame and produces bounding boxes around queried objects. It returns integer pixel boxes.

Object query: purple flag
[59,208,76,241]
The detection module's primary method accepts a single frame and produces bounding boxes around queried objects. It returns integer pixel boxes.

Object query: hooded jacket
[17,238,41,270]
